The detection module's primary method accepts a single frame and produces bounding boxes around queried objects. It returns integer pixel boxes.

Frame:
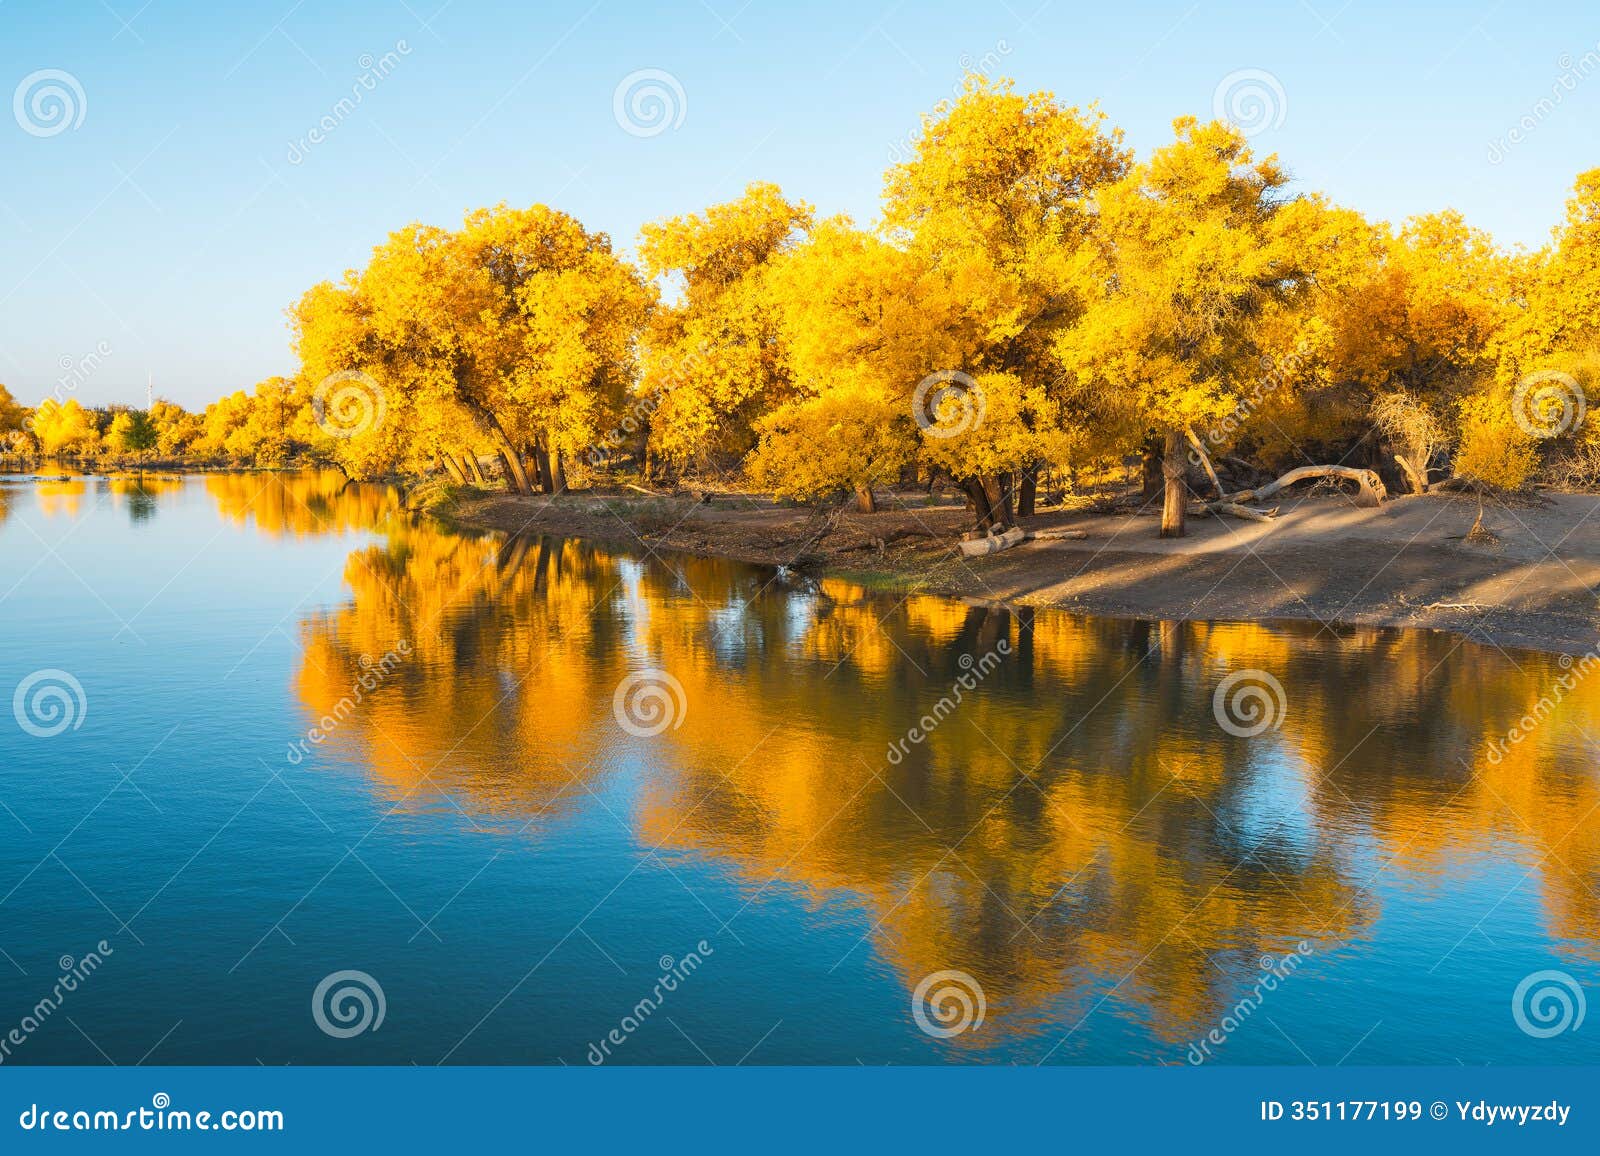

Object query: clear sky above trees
[4,0,1599,406]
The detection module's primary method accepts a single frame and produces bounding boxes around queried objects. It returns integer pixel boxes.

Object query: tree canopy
[8,79,1597,537]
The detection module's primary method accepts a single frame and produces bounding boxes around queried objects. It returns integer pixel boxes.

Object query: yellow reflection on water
[274,478,1600,1050]
[204,470,402,537]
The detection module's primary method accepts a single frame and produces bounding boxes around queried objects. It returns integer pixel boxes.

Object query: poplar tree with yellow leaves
[30,398,101,456]
[294,204,651,488]
[0,384,25,437]
[1058,117,1315,537]
[751,218,964,512]
[881,75,1129,531]
[637,182,812,478]
[1325,211,1517,491]
[456,204,654,492]
[1499,169,1600,378]
[292,232,460,481]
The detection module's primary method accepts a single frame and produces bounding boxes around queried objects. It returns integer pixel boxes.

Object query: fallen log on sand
[1226,465,1387,508]
[1188,501,1280,523]
[957,463,1383,550]
[1187,432,1377,526]
[959,526,1027,556]
[958,526,1088,556]
[1183,464,1388,524]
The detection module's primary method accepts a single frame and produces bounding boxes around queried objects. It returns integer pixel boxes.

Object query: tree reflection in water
[260,475,1600,1052]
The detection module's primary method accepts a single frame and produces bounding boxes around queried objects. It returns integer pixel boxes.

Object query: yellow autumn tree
[0,384,26,436]
[148,399,201,457]
[1323,211,1516,490]
[194,383,308,465]
[1058,117,1313,537]
[293,228,486,482]
[637,182,812,476]
[880,75,1129,530]
[751,218,964,510]
[1197,199,1380,474]
[295,205,652,489]
[455,203,655,492]
[1499,168,1600,380]
[31,397,101,456]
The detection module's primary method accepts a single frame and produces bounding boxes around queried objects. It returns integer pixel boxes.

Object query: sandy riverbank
[443,488,1600,657]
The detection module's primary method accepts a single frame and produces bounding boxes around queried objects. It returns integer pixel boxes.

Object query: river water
[0,470,1596,1064]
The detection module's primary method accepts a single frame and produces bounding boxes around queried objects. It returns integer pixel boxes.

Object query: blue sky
[2,0,1598,408]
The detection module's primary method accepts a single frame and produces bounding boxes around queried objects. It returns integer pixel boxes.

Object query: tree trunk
[982,475,1016,530]
[497,449,519,489]
[1184,428,1225,498]
[1141,434,1165,501]
[490,429,532,493]
[1189,500,1277,522]
[1465,491,1497,544]
[854,485,877,514]
[1228,464,1387,507]
[550,449,567,495]
[1160,428,1187,538]
[962,477,997,533]
[1017,463,1038,518]
[531,438,555,493]
[439,453,468,485]
[464,453,488,486]
[456,390,533,495]
[1394,452,1426,495]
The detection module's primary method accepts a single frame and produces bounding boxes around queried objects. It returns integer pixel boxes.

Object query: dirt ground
[445,487,1600,657]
